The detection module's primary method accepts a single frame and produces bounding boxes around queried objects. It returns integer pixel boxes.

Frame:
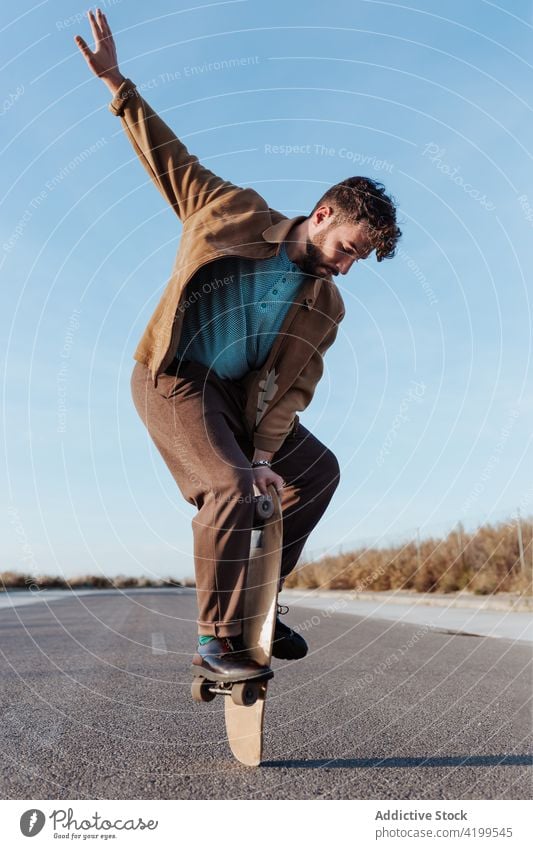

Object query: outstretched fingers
[97,7,112,40]
[74,34,93,60]
[73,8,121,84]
[87,9,102,47]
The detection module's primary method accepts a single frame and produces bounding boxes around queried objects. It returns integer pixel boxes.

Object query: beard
[298,230,336,277]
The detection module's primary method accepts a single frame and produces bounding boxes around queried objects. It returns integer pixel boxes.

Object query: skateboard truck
[191,676,268,707]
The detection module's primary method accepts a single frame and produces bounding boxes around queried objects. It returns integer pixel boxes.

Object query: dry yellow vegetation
[284,517,533,596]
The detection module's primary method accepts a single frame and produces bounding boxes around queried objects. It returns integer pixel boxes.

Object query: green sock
[198,635,215,645]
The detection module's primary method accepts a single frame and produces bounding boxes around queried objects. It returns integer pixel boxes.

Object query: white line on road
[151,632,167,655]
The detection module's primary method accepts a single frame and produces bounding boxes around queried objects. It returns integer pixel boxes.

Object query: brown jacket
[109,78,345,453]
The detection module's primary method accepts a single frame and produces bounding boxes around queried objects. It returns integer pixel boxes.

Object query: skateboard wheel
[256,495,274,520]
[231,681,260,707]
[191,677,216,703]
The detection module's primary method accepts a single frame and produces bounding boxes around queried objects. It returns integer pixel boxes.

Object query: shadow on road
[263,754,533,769]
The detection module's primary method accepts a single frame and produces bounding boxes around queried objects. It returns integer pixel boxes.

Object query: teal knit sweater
[175,242,306,379]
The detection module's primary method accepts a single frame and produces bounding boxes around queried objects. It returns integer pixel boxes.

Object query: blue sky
[2,0,533,580]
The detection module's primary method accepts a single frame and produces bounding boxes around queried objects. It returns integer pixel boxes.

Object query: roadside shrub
[284,517,533,596]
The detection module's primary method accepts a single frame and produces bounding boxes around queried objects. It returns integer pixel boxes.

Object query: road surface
[0,588,531,799]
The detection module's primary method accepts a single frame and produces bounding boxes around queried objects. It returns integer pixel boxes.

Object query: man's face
[300,207,374,278]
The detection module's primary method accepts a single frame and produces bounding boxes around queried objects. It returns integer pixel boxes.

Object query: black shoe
[192,636,273,683]
[272,605,308,660]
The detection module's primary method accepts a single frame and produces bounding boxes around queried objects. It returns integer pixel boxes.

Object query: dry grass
[284,517,533,596]
[0,572,185,591]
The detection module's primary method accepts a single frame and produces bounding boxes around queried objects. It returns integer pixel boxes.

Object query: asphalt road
[0,588,531,799]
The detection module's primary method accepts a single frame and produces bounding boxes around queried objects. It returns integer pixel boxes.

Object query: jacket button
[260,302,266,309]
[272,288,278,295]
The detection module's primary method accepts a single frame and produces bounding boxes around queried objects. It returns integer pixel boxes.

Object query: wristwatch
[251,459,272,468]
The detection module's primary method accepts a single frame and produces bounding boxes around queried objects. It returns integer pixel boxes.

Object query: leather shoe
[192,636,273,682]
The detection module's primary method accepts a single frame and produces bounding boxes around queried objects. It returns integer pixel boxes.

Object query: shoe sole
[271,648,308,660]
[191,663,274,684]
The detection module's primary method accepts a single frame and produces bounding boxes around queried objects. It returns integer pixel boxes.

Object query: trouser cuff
[197,620,242,638]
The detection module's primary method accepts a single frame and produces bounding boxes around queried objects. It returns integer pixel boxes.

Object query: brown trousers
[130,360,340,636]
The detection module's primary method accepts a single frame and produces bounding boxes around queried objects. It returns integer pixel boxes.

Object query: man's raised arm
[75,9,238,222]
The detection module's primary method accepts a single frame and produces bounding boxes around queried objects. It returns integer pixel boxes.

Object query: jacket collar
[261,214,307,245]
[261,214,326,308]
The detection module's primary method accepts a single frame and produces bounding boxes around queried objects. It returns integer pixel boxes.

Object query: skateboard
[191,482,283,766]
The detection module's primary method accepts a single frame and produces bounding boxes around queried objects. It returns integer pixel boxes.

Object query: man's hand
[252,465,285,497]
[74,9,124,94]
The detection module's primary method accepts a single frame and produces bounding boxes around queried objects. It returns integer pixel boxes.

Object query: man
[75,10,401,682]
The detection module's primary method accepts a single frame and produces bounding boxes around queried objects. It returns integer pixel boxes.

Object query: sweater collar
[261,215,327,307]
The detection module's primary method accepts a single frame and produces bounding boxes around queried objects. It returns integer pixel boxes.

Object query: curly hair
[310,177,402,261]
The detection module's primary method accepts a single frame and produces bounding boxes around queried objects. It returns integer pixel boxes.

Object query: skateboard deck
[224,483,282,766]
[191,483,282,766]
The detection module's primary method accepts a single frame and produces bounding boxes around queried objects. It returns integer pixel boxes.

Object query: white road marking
[151,632,167,655]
